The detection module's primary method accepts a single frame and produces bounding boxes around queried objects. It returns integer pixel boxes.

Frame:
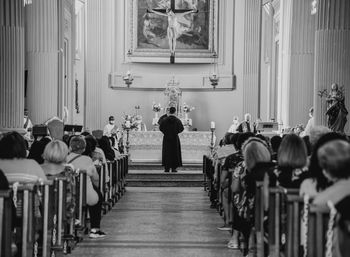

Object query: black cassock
[159,115,184,169]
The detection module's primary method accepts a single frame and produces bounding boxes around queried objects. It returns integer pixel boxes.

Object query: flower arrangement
[183,103,195,113]
[121,114,138,130]
[152,103,161,112]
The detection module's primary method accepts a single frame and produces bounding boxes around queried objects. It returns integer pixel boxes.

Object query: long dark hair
[98,136,115,161]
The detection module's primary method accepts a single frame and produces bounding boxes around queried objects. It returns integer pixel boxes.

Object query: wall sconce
[123,71,133,87]
[209,52,219,89]
[123,49,134,87]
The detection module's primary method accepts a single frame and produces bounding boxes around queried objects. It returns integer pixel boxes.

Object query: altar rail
[0,155,128,257]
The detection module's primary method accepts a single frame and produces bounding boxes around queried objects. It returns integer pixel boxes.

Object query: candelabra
[210,127,215,154]
[124,127,131,157]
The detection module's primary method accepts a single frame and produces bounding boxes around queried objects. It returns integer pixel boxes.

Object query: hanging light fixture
[209,52,219,89]
[123,49,134,87]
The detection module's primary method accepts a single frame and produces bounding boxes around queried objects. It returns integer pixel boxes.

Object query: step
[128,162,202,171]
[126,180,204,187]
[126,173,204,187]
[126,173,204,180]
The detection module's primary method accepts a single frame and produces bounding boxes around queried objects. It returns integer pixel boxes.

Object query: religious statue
[147,6,198,63]
[325,83,348,132]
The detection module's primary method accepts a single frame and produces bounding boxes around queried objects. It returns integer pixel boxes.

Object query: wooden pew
[268,187,300,257]
[49,176,77,255]
[75,171,88,241]
[203,155,208,191]
[96,164,111,214]
[254,181,265,257]
[10,183,36,257]
[0,189,12,257]
[121,155,128,194]
[306,205,330,257]
[216,163,223,215]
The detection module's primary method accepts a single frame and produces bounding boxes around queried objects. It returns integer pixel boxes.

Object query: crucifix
[147,1,198,64]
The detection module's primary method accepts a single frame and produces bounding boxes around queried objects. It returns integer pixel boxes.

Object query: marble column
[313,0,350,131]
[0,0,25,133]
[25,0,59,124]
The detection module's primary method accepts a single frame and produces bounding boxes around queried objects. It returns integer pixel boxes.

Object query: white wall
[84,0,244,139]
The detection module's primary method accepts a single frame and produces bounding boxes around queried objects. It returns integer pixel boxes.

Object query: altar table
[123,131,212,164]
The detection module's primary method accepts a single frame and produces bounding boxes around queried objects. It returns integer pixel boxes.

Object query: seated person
[98,136,116,161]
[66,136,106,238]
[270,135,282,161]
[0,131,47,183]
[228,116,240,133]
[41,140,76,219]
[313,140,350,207]
[237,113,257,134]
[41,140,70,177]
[276,134,308,188]
[300,132,348,198]
[28,136,52,164]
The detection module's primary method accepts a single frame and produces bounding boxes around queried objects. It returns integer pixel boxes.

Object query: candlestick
[210,121,215,129]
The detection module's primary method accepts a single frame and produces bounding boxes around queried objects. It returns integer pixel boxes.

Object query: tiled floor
[70,187,241,257]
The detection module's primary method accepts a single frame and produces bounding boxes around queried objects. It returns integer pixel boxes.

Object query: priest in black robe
[159,107,184,172]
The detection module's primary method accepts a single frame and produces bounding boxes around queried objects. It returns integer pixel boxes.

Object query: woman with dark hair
[98,136,115,161]
[28,137,51,164]
[0,131,47,183]
[276,134,308,188]
[300,132,349,197]
[270,135,282,161]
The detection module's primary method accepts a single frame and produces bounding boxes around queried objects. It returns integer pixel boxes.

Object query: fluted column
[85,0,103,130]
[287,0,315,126]
[242,0,261,119]
[0,0,25,133]
[313,0,350,130]
[25,0,59,124]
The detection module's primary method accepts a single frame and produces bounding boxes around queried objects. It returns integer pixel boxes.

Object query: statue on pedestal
[325,83,348,133]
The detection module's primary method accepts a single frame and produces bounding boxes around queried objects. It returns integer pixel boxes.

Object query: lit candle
[210,121,215,129]
[127,70,131,76]
[125,120,131,128]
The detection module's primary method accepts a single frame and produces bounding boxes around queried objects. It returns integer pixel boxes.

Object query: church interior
[1,0,350,256]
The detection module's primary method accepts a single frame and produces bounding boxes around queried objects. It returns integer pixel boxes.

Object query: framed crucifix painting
[127,0,218,63]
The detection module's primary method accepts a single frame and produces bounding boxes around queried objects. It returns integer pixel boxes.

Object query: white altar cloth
[124,131,212,164]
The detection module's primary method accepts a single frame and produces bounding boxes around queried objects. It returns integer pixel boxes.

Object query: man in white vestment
[228,116,239,133]
[103,116,121,149]
[24,108,33,140]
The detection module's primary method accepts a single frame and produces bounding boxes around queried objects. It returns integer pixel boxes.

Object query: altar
[123,131,212,164]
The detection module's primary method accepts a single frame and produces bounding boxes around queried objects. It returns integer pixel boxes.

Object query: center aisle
[71,187,239,257]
